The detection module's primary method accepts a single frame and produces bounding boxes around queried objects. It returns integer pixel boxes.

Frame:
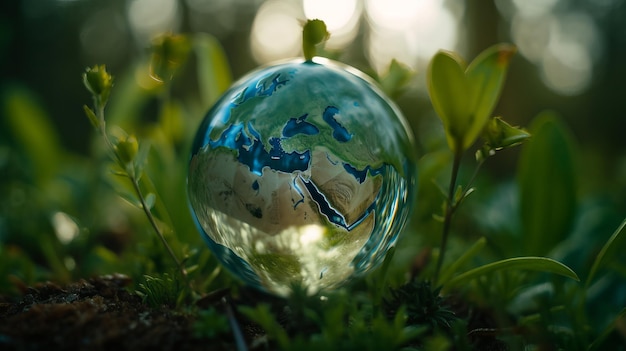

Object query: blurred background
[1,0,625,293]
[3,0,626,155]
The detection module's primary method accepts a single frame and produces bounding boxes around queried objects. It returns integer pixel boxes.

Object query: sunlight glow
[365,0,459,73]
[366,0,422,30]
[127,0,180,44]
[511,0,559,18]
[250,0,302,64]
[511,14,551,61]
[303,0,357,32]
[509,4,600,95]
[299,225,324,246]
[541,45,592,96]
[498,0,603,95]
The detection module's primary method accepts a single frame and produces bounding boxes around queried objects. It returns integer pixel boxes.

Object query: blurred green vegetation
[1,0,625,349]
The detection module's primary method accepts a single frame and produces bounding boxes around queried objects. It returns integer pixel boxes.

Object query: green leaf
[133,141,150,177]
[117,191,141,209]
[143,193,156,210]
[193,33,232,110]
[483,116,531,150]
[463,44,516,150]
[445,257,579,290]
[83,105,101,129]
[518,112,577,255]
[427,44,516,153]
[427,50,469,152]
[586,218,626,287]
[3,86,61,184]
[438,237,486,286]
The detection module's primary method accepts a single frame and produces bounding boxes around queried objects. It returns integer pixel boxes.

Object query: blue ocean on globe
[188,58,417,296]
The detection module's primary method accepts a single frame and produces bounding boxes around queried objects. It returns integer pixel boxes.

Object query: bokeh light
[511,0,558,18]
[247,0,461,72]
[499,0,602,95]
[250,0,303,64]
[366,0,423,31]
[302,0,361,49]
[7,0,625,168]
[52,212,80,245]
[365,0,460,73]
[127,0,181,45]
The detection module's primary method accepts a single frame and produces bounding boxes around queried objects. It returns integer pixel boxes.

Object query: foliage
[239,287,425,351]
[427,44,516,154]
[193,307,230,339]
[384,281,456,331]
[1,19,625,351]
[518,113,577,255]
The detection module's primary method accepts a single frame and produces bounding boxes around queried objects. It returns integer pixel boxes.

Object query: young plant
[426,45,579,288]
[80,30,236,305]
[83,65,189,288]
[302,19,330,61]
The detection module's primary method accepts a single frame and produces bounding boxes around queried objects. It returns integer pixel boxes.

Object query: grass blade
[445,256,579,291]
[586,218,626,287]
[437,237,486,286]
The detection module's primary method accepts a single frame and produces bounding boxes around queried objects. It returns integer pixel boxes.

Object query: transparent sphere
[188,58,416,296]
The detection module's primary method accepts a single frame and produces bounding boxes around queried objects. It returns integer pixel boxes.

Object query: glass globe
[188,58,416,296]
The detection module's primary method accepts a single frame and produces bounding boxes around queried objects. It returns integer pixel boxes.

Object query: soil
[0,275,507,351]
[0,275,238,351]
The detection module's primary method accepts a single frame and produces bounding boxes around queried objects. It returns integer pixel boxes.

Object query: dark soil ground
[0,275,238,351]
[0,275,507,351]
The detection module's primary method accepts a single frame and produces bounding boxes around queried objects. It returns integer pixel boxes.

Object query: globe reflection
[188,58,416,296]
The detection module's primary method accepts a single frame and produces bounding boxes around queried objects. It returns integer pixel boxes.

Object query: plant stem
[435,149,463,285]
[94,101,191,288]
[130,177,186,275]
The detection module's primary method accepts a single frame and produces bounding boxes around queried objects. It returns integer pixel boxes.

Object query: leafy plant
[83,63,193,295]
[192,307,231,339]
[426,44,533,284]
[426,46,581,292]
[384,281,456,331]
[240,288,425,351]
[136,273,185,308]
[78,32,236,305]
